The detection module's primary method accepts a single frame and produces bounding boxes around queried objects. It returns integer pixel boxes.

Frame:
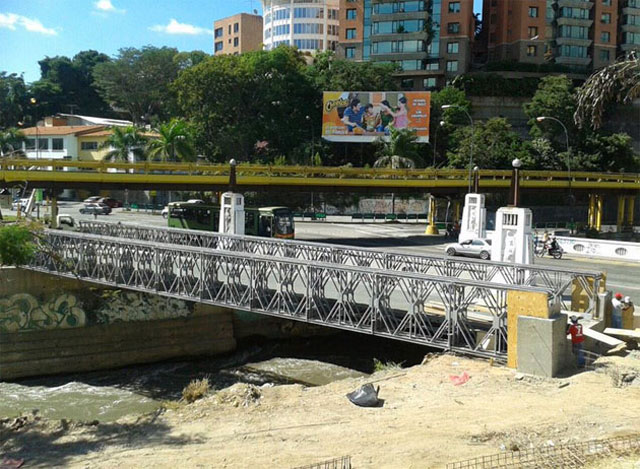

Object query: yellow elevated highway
[2,158,640,194]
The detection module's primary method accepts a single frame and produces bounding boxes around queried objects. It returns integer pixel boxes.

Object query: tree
[100,126,147,162]
[0,224,37,266]
[308,51,399,91]
[523,75,577,143]
[447,118,528,169]
[374,126,423,169]
[0,128,26,157]
[94,46,181,124]
[575,51,640,130]
[147,119,196,162]
[0,72,28,129]
[430,86,472,166]
[174,46,318,162]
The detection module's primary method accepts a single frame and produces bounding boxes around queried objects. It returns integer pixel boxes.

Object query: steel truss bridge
[78,221,603,315]
[2,159,640,193]
[29,230,564,361]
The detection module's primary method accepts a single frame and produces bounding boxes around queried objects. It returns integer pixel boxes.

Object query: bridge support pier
[617,195,626,232]
[425,196,439,235]
[626,195,636,228]
[50,196,58,229]
[588,194,604,232]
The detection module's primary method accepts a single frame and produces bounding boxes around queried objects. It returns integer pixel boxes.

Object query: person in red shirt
[566,315,585,368]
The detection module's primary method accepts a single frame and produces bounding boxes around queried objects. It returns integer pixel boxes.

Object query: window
[423,77,436,89]
[528,26,538,38]
[447,22,460,34]
[600,49,610,61]
[401,78,414,90]
[274,8,291,20]
[447,42,459,53]
[293,38,323,50]
[346,9,357,19]
[446,60,458,72]
[601,31,610,43]
[528,7,538,17]
[527,45,537,56]
[52,138,63,151]
[264,28,271,39]
[38,138,48,150]
[328,9,339,20]
[601,13,611,24]
[602,0,611,5]
[273,24,290,36]
[233,37,239,47]
[346,28,357,39]
[234,23,239,33]
[228,24,231,34]
[294,23,323,34]
[559,25,587,39]
[448,2,460,13]
[25,138,35,150]
[559,7,589,19]
[214,27,223,38]
[81,141,98,150]
[559,45,588,57]
[624,14,640,25]
[345,47,355,58]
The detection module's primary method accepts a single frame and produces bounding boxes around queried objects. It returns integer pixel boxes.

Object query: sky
[1,0,483,84]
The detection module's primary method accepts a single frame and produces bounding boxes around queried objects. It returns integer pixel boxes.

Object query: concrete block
[517,314,569,378]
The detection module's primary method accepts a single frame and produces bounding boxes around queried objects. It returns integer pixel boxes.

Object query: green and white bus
[167,202,295,239]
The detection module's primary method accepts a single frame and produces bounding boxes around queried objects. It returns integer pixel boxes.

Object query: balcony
[372,51,429,61]
[622,5,640,15]
[555,0,593,10]
[555,55,592,66]
[371,31,430,41]
[371,12,430,22]
[555,16,593,28]
[622,23,640,34]
[620,42,640,51]
[555,36,592,47]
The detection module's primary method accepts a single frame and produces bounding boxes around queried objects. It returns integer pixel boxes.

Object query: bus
[167,202,295,239]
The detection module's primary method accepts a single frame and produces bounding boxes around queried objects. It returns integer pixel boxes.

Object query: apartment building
[337,0,475,90]
[619,0,640,53]
[483,0,625,72]
[262,0,340,53]
[214,13,264,55]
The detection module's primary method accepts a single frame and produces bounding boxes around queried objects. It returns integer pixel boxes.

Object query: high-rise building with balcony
[483,0,619,72]
[619,0,640,54]
[214,13,264,55]
[337,0,475,90]
[262,0,340,53]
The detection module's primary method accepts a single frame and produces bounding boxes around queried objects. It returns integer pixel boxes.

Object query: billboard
[322,91,431,143]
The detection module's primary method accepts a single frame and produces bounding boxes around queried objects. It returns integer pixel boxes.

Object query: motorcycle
[535,241,563,259]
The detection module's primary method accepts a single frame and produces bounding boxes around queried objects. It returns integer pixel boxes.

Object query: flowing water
[0,334,427,423]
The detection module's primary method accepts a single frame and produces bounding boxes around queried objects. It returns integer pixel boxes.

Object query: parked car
[83,196,102,204]
[79,202,111,215]
[445,238,492,260]
[97,197,122,208]
[12,198,30,211]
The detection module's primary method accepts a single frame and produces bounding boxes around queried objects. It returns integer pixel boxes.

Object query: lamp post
[510,158,522,207]
[441,104,474,192]
[305,114,315,211]
[432,120,445,167]
[30,98,39,160]
[473,165,480,193]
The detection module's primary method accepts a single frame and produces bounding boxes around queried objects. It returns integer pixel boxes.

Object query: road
[7,203,640,297]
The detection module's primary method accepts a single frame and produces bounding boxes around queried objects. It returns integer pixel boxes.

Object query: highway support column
[51,196,58,229]
[588,194,603,232]
[425,195,439,235]
[617,196,626,232]
[626,195,636,229]
[596,195,603,232]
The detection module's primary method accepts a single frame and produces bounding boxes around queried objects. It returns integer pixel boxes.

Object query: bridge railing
[77,221,603,315]
[29,230,557,361]
[2,159,640,188]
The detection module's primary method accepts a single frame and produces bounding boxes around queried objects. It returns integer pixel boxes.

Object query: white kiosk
[491,206,534,264]
[219,192,245,236]
[459,193,487,243]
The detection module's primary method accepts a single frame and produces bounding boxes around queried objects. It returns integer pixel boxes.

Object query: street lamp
[432,120,445,167]
[30,98,39,160]
[511,158,522,207]
[536,116,572,203]
[442,104,474,192]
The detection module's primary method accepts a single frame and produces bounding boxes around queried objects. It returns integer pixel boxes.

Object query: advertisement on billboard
[322,91,431,143]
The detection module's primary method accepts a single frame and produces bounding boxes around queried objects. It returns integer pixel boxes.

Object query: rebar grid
[446,435,640,469]
[77,221,602,315]
[292,456,351,469]
[27,230,555,360]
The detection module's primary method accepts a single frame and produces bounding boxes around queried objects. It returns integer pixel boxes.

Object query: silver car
[445,238,492,260]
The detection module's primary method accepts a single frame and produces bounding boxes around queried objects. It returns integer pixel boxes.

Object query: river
[0,333,428,422]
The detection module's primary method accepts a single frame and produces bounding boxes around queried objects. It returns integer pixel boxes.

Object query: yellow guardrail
[1,159,639,190]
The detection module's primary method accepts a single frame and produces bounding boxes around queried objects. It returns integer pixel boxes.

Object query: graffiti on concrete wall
[0,290,192,333]
[95,291,191,324]
[0,293,86,333]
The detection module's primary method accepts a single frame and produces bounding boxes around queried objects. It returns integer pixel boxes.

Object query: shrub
[181,377,210,403]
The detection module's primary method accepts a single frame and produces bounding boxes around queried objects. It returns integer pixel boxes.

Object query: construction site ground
[2,353,640,468]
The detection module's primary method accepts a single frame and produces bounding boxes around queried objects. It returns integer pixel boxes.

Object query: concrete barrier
[556,236,640,262]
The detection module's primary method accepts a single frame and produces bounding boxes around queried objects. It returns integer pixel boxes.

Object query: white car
[11,198,30,211]
[445,238,492,260]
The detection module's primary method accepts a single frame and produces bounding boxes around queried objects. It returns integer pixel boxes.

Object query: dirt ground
[2,353,640,469]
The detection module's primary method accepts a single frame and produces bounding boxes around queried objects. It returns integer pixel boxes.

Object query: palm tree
[575,51,640,130]
[373,126,423,169]
[374,126,423,214]
[146,119,196,162]
[0,128,26,157]
[100,126,147,162]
